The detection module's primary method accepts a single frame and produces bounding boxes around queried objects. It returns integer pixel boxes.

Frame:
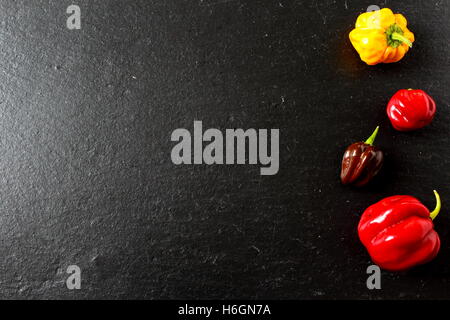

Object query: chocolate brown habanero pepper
[340,127,384,187]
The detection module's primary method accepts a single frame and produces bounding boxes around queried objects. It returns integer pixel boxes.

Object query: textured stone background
[0,0,448,299]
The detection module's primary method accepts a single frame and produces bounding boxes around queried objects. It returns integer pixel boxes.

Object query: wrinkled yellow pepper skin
[349,8,415,65]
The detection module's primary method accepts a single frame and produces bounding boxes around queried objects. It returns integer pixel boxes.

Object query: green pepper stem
[391,32,413,48]
[430,190,441,221]
[365,126,379,146]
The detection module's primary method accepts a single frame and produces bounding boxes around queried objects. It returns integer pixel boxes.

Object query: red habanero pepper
[358,191,441,271]
[387,89,436,131]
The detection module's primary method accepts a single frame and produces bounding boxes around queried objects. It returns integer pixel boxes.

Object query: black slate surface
[0,0,448,299]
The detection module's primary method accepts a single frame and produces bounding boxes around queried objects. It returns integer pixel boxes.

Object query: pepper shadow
[363,150,399,193]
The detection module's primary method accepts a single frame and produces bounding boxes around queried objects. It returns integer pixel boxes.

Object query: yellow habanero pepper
[349,8,415,65]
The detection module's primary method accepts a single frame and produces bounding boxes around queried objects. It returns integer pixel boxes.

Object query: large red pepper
[358,191,441,271]
[386,89,436,131]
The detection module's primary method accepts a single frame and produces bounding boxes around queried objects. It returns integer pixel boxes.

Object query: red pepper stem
[364,126,379,146]
[430,190,441,221]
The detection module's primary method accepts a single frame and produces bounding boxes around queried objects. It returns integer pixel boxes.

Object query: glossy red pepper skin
[358,192,441,271]
[387,89,436,131]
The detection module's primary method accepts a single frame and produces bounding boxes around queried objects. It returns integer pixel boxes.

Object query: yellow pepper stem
[430,190,441,221]
[391,32,413,48]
